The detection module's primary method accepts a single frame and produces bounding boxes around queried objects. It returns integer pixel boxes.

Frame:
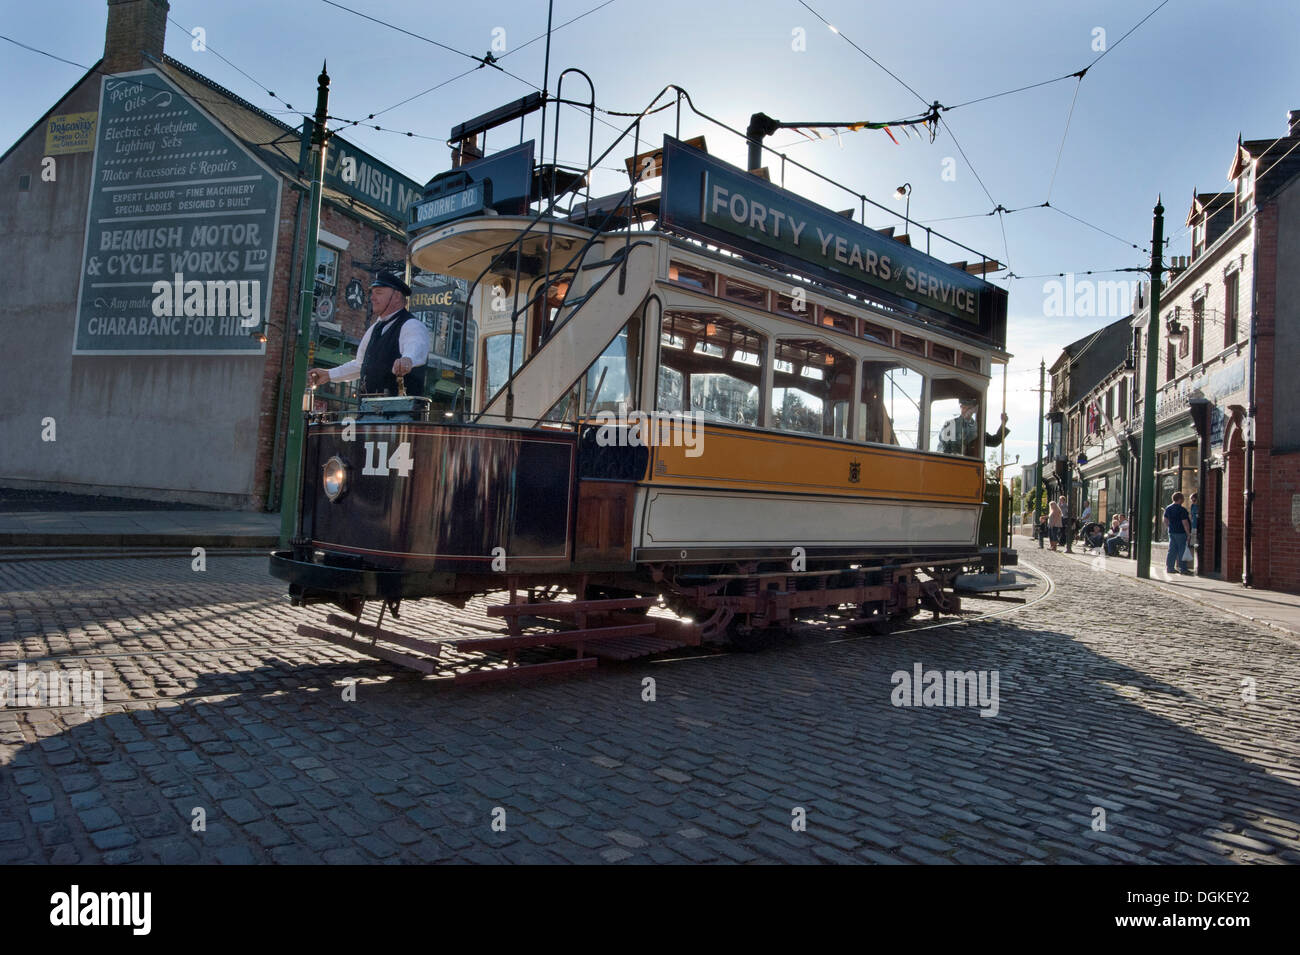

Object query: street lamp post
[894,183,912,235]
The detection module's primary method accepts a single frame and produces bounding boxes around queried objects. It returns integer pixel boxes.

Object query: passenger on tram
[938,398,1009,457]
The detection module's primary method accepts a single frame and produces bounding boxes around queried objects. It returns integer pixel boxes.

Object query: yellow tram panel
[645,422,984,504]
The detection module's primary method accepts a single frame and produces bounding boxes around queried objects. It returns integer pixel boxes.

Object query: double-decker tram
[270,83,1019,682]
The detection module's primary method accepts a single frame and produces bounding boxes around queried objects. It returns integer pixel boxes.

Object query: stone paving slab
[0,548,1298,864]
[1019,534,1300,641]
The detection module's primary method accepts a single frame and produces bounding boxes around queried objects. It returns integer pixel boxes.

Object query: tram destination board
[659,136,1007,348]
[73,68,281,354]
[410,181,487,231]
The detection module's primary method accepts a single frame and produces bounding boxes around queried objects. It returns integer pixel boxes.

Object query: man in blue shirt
[1164,492,1193,576]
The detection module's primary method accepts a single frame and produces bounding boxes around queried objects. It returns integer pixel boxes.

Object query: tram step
[454,622,656,652]
[299,624,436,674]
[324,614,442,656]
[487,596,655,617]
[453,657,599,685]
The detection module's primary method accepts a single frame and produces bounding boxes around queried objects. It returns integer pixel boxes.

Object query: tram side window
[482,332,524,407]
[772,339,855,438]
[930,380,983,458]
[861,361,923,448]
[657,312,764,426]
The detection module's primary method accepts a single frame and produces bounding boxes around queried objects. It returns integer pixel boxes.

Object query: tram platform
[1014,533,1300,643]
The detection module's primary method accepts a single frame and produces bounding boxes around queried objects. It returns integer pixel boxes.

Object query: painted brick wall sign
[73,69,281,354]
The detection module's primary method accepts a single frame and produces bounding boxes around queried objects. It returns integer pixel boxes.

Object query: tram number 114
[361,441,414,477]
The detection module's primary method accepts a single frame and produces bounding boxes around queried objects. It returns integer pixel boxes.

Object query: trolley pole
[1135,197,1165,578]
[1036,358,1045,549]
[279,64,330,547]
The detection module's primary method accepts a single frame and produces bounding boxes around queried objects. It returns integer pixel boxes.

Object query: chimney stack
[1289,109,1300,137]
[104,0,170,75]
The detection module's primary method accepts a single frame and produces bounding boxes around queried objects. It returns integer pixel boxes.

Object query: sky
[4,0,1300,469]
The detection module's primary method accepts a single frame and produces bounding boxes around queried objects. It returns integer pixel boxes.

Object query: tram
[270,85,1018,681]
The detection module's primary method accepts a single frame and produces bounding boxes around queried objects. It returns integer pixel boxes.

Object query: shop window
[657,312,764,426]
[861,360,923,448]
[313,245,340,321]
[772,339,855,438]
[930,380,986,457]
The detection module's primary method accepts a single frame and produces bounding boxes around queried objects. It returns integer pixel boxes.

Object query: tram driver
[307,270,430,397]
[938,397,1009,458]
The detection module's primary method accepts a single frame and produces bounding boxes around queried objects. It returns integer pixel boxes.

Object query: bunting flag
[883,125,899,145]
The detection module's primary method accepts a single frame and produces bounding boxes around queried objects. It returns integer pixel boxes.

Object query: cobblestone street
[1,546,1298,865]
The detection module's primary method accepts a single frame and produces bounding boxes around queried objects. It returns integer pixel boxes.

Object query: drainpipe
[1244,210,1259,587]
[266,186,307,511]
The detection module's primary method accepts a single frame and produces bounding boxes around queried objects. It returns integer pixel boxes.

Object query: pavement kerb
[1018,536,1300,645]
[0,532,277,548]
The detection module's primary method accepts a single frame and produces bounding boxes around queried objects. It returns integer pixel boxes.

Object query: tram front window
[772,339,854,438]
[861,360,922,448]
[482,332,524,407]
[585,316,641,415]
[657,313,764,426]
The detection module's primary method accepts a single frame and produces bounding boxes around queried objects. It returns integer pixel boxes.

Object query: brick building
[0,0,426,509]
[1132,110,1300,590]
[1046,316,1131,525]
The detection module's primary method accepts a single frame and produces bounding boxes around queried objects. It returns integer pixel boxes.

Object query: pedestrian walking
[1164,491,1193,576]
[1047,499,1062,551]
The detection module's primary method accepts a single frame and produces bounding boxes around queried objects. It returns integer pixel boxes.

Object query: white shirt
[327,309,431,383]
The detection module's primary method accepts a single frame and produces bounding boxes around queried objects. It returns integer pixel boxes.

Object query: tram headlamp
[323,456,349,502]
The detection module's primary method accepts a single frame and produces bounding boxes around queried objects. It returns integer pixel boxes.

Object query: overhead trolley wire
[166,14,297,111]
[795,0,929,110]
[789,0,1172,268]
[1045,75,1083,202]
